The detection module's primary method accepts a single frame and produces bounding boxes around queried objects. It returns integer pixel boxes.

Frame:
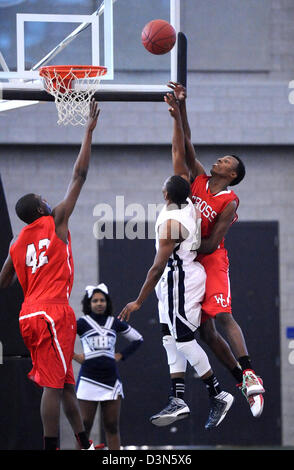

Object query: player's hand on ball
[167,81,187,101]
[118,301,141,322]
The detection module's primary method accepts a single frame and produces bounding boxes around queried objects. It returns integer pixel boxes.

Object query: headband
[85,283,109,298]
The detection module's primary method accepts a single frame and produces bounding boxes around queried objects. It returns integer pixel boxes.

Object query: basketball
[141,19,176,55]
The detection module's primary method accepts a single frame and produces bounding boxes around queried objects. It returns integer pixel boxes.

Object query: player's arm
[52,99,100,240]
[0,237,18,289]
[164,93,189,182]
[198,201,237,254]
[118,219,181,322]
[115,324,143,362]
[167,82,206,181]
[0,254,16,288]
[184,135,206,182]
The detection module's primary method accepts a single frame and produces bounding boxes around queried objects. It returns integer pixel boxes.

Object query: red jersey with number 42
[10,215,74,304]
[190,174,239,249]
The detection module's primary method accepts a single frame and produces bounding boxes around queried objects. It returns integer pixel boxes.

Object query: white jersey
[155,197,201,266]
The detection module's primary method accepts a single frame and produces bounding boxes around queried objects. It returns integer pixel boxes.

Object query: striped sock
[203,374,221,397]
[171,378,185,400]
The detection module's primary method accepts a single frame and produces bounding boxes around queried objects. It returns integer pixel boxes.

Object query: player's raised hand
[118,301,141,322]
[167,81,187,102]
[164,92,181,119]
[86,98,100,132]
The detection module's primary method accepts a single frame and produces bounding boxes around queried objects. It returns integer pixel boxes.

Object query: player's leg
[215,311,248,358]
[200,252,265,415]
[59,307,96,449]
[151,264,233,428]
[199,251,244,361]
[151,280,191,425]
[174,327,234,430]
[173,263,234,429]
[150,324,190,426]
[199,315,243,383]
[162,323,187,400]
[100,398,121,450]
[41,387,63,450]
[152,321,234,429]
[198,316,266,416]
[215,312,265,410]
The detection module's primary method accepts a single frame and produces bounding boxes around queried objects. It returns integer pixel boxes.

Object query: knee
[104,419,119,436]
[161,332,187,374]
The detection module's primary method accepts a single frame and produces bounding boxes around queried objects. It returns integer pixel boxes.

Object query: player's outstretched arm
[167,82,206,181]
[164,93,189,182]
[167,81,191,139]
[0,254,16,288]
[118,220,179,322]
[0,237,18,289]
[52,99,100,241]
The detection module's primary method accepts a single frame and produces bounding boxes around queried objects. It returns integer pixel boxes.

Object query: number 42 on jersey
[26,238,50,274]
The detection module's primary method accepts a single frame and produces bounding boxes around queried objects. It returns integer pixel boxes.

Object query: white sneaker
[242,370,265,396]
[205,392,234,429]
[150,396,190,427]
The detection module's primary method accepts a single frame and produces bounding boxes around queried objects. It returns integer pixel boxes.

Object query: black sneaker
[150,397,190,427]
[205,392,234,430]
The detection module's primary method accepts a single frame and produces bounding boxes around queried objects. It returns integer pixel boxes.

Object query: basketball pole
[177,32,187,89]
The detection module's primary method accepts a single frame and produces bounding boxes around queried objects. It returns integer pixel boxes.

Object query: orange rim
[39,65,107,79]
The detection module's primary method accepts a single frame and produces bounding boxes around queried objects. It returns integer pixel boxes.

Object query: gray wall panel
[182,0,271,71]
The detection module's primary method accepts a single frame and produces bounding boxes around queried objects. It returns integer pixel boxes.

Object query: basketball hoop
[39,65,107,126]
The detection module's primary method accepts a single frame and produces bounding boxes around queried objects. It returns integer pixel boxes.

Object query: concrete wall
[1,0,294,448]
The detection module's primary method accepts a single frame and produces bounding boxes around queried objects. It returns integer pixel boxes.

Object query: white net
[40,66,106,126]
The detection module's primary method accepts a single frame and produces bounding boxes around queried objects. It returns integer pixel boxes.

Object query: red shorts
[197,248,232,322]
[19,301,76,388]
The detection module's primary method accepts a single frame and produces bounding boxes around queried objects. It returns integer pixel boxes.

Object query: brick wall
[1,0,294,448]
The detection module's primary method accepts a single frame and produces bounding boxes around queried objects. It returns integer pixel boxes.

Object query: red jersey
[190,174,239,249]
[10,215,74,305]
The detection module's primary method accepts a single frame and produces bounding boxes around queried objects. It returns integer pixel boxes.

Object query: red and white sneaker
[242,370,265,396]
[237,377,265,418]
[94,443,105,450]
[247,393,264,418]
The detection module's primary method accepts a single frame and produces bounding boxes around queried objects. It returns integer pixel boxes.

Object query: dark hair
[165,175,190,206]
[81,288,113,316]
[15,193,40,224]
[229,155,246,186]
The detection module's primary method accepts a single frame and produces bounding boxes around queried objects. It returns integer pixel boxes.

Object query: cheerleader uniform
[76,313,143,401]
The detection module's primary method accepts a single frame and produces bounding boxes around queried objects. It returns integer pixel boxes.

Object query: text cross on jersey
[192,195,217,222]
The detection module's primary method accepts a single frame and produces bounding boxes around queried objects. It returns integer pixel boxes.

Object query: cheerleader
[74,283,143,450]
